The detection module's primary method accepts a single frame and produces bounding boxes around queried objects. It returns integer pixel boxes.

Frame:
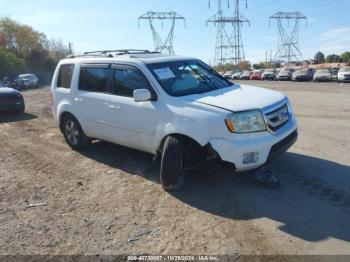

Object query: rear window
[78,67,109,93]
[57,64,75,89]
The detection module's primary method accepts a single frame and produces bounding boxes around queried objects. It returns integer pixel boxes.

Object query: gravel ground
[0,81,349,256]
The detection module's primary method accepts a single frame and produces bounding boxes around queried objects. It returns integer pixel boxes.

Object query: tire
[61,114,89,150]
[160,136,186,191]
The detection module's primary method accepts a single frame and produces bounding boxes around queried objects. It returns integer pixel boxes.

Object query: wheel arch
[157,133,204,154]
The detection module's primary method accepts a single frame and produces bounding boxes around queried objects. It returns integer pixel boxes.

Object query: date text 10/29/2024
[128,256,219,261]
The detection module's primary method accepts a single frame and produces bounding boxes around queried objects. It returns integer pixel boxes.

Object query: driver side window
[113,65,152,98]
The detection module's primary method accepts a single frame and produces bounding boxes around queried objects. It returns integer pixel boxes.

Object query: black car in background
[0,86,25,114]
[292,68,314,82]
[262,69,277,80]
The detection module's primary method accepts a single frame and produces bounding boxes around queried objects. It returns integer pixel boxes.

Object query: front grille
[265,104,289,132]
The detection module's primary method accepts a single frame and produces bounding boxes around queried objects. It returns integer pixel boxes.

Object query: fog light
[243,152,259,164]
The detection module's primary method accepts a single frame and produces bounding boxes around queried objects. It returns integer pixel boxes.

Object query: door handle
[108,104,121,110]
[74,97,83,103]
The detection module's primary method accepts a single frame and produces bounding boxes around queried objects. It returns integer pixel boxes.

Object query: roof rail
[67,49,161,59]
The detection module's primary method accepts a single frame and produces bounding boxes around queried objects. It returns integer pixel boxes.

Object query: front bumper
[339,75,350,82]
[262,75,275,80]
[0,98,24,112]
[294,76,311,81]
[314,77,331,81]
[210,116,298,171]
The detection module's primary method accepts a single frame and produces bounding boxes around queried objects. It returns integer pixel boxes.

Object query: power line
[138,11,186,54]
[269,12,307,63]
[207,0,250,65]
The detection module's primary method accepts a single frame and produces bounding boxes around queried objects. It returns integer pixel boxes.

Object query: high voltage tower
[207,0,250,65]
[269,12,307,63]
[138,11,186,55]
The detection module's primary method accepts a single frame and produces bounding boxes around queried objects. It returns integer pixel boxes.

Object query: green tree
[340,52,350,63]
[0,47,27,79]
[314,51,325,64]
[326,54,340,63]
[0,17,69,72]
[238,60,251,70]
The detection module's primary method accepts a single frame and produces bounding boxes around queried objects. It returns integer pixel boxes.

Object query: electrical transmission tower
[269,12,307,63]
[207,0,249,65]
[138,11,186,55]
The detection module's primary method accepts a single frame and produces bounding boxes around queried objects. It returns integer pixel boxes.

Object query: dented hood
[183,84,286,112]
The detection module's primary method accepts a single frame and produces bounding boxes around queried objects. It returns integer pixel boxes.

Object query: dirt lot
[0,81,350,256]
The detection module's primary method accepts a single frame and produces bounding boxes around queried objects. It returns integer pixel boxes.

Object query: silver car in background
[313,69,332,82]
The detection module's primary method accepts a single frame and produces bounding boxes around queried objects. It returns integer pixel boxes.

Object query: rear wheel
[61,114,89,150]
[160,136,186,191]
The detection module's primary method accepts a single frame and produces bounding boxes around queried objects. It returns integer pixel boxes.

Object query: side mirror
[133,89,156,102]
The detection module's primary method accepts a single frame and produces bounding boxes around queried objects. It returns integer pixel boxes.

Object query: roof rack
[67,49,161,58]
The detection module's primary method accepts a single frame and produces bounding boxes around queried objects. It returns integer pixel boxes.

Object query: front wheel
[160,136,186,191]
[62,115,89,150]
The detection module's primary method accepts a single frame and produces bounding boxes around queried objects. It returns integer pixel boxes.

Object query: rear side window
[113,66,152,97]
[57,64,75,89]
[79,68,109,93]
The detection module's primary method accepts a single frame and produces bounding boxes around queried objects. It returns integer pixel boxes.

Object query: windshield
[18,74,31,78]
[297,70,308,74]
[340,67,350,72]
[317,69,330,73]
[147,60,232,97]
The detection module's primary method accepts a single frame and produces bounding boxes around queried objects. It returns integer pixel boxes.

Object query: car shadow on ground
[0,112,37,123]
[80,141,350,243]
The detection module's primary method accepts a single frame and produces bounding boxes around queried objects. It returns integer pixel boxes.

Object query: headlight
[225,110,267,133]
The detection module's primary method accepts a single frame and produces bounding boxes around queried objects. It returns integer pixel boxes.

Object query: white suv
[51,50,298,190]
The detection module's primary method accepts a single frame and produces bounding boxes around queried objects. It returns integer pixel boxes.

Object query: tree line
[0,17,70,79]
[314,51,350,64]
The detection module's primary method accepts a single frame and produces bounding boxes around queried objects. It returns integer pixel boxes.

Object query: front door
[105,64,159,153]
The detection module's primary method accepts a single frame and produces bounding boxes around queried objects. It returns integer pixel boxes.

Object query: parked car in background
[313,69,332,82]
[330,68,339,81]
[223,71,234,79]
[240,70,252,80]
[51,50,297,190]
[13,74,39,89]
[0,86,25,113]
[250,70,263,80]
[292,68,314,82]
[276,69,294,81]
[262,69,277,80]
[231,71,242,80]
[338,67,350,83]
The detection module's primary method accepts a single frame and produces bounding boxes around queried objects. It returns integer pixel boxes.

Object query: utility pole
[207,0,249,65]
[269,12,307,64]
[138,11,186,55]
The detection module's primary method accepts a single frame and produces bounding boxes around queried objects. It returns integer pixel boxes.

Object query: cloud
[318,27,350,55]
[320,27,350,40]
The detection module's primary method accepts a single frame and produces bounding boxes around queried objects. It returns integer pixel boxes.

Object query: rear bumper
[210,117,298,171]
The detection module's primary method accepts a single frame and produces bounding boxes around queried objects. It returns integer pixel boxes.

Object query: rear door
[73,64,114,140]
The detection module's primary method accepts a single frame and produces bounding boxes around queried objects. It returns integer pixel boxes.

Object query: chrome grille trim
[261,98,290,133]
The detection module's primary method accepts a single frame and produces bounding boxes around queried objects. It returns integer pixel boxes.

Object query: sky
[1,0,349,64]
